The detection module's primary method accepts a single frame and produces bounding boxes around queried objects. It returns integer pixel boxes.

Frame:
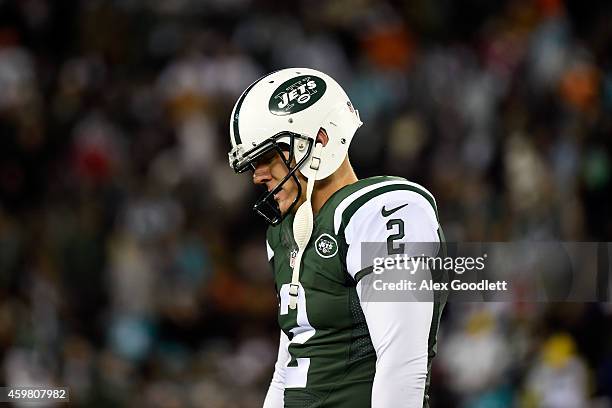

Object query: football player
[228,68,446,408]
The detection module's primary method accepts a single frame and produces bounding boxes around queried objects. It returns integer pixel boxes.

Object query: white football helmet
[228,68,362,225]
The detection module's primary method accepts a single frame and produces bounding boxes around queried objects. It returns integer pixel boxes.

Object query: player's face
[252,149,303,215]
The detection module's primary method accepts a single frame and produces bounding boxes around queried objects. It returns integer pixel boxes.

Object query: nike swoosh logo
[381,203,409,217]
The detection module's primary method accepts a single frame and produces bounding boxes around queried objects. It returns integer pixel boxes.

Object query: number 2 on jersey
[386,218,405,255]
[279,283,316,388]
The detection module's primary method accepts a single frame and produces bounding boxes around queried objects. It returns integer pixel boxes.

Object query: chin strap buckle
[309,142,324,170]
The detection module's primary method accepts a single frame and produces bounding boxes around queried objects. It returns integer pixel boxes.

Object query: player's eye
[253,149,277,167]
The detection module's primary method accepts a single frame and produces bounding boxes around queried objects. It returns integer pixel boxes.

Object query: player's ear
[316,128,329,147]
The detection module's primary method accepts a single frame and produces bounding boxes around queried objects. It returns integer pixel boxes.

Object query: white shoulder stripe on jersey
[343,189,439,246]
[266,240,274,261]
[333,180,437,234]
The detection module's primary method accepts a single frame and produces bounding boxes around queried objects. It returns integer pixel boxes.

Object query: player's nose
[252,163,272,186]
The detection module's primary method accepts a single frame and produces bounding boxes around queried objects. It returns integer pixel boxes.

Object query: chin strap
[288,142,323,310]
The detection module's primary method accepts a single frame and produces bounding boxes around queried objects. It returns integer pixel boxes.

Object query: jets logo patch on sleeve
[315,233,338,258]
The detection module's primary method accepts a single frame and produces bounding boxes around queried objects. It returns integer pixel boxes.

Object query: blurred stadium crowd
[1,0,611,406]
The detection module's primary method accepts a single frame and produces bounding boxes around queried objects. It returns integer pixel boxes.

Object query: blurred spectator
[523,334,589,408]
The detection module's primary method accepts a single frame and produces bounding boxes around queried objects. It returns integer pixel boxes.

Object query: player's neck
[310,157,358,214]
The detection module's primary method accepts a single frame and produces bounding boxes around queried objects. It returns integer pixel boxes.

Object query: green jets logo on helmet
[269,75,327,116]
[315,233,338,258]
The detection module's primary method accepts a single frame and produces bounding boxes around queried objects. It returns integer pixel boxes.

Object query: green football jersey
[266,176,446,408]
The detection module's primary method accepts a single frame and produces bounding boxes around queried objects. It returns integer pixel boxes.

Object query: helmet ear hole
[316,128,329,147]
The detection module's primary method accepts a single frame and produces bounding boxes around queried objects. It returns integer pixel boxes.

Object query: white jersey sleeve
[263,330,290,408]
[341,187,440,280]
[340,187,441,407]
